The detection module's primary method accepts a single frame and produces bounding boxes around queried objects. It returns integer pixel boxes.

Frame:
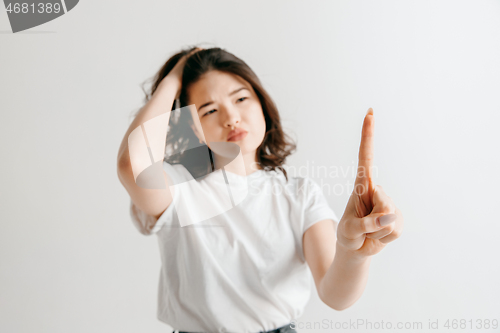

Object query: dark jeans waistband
[173,322,296,333]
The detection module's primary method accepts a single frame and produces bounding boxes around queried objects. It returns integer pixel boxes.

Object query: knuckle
[377,198,393,214]
[395,208,404,224]
[358,219,366,234]
[396,207,403,218]
[374,231,389,240]
[376,185,387,195]
[364,153,374,161]
[381,202,393,213]
[359,217,371,233]
[379,237,391,244]
[388,202,396,214]
[385,222,396,233]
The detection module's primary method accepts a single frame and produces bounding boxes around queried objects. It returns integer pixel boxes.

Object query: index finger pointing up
[355,108,375,186]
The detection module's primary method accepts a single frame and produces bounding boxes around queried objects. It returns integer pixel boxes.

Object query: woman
[116,46,404,333]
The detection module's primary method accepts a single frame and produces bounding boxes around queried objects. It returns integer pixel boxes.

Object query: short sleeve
[302,178,340,234]
[129,162,190,236]
[129,198,176,236]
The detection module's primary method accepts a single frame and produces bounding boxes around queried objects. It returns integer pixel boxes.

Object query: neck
[213,150,260,176]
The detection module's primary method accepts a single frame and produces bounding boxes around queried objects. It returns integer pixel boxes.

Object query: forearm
[117,78,179,163]
[319,243,372,311]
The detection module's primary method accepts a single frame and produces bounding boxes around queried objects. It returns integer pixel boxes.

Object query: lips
[227,128,248,142]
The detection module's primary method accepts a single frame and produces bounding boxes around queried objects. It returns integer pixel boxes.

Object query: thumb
[356,212,397,236]
[375,213,398,228]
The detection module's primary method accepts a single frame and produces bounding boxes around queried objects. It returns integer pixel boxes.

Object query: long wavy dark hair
[138,45,296,180]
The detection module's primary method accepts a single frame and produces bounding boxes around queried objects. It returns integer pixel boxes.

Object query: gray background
[1,0,499,332]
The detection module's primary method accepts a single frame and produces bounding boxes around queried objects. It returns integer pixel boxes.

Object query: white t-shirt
[130,161,339,333]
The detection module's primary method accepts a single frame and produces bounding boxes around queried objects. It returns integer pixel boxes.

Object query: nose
[222,104,241,129]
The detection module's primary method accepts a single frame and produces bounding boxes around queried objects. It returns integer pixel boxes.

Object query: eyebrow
[198,87,249,112]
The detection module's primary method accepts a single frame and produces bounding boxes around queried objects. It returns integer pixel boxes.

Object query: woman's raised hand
[163,47,204,98]
[336,108,404,258]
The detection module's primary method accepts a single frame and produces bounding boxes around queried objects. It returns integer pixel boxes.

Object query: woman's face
[187,70,266,158]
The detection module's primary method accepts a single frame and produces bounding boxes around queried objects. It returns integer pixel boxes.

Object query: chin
[228,141,250,155]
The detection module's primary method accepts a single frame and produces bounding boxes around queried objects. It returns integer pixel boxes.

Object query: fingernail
[377,214,397,227]
[367,108,374,116]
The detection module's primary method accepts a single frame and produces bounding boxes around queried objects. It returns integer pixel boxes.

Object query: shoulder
[290,176,323,202]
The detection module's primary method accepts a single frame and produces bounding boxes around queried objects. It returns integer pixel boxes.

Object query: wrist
[157,76,181,97]
[335,242,371,264]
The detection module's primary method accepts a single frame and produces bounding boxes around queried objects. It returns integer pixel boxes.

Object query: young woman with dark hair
[117,46,404,333]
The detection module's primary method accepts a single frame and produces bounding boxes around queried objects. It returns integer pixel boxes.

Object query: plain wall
[1,1,499,332]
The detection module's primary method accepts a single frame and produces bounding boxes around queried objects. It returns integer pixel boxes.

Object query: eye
[237,97,247,102]
[203,109,216,117]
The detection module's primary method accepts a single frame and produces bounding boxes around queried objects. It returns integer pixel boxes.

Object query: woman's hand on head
[336,108,404,258]
[162,47,204,98]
